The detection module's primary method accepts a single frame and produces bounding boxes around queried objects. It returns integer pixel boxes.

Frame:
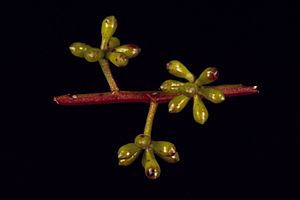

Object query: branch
[53,85,258,106]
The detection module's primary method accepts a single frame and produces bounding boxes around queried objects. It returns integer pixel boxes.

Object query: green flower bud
[118,143,141,166]
[134,134,151,149]
[142,149,161,180]
[119,151,141,166]
[101,16,118,50]
[195,67,219,86]
[200,88,225,104]
[69,42,89,58]
[106,52,129,67]
[168,94,190,113]
[180,82,199,97]
[108,37,120,49]
[193,95,208,124]
[84,48,104,62]
[166,60,194,82]
[152,141,177,157]
[159,152,180,164]
[160,80,185,93]
[114,44,141,58]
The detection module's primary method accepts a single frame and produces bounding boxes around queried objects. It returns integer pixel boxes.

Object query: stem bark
[54,85,258,106]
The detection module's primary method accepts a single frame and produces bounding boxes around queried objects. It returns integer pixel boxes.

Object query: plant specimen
[54,16,258,180]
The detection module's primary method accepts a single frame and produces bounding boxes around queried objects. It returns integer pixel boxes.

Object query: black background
[3,0,300,199]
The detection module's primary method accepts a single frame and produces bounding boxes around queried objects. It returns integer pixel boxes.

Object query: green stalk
[98,58,119,92]
[144,101,158,138]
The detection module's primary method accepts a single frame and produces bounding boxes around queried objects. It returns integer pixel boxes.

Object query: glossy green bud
[168,94,190,113]
[106,52,128,67]
[108,37,120,49]
[118,143,141,159]
[69,42,89,58]
[142,149,161,180]
[119,151,141,166]
[101,16,118,50]
[118,143,141,166]
[134,134,151,149]
[180,82,199,97]
[114,44,141,58]
[152,141,177,157]
[84,48,104,62]
[200,88,225,104]
[159,152,180,164]
[166,60,195,82]
[193,95,208,124]
[195,67,219,86]
[160,80,185,93]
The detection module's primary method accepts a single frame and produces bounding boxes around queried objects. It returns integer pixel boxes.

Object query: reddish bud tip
[207,67,219,81]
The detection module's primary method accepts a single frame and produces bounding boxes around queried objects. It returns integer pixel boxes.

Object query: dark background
[3,0,299,199]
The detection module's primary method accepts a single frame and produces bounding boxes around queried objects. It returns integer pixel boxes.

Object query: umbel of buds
[161,60,225,124]
[118,134,179,180]
[69,16,141,68]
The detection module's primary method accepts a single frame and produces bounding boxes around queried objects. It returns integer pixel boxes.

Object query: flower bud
[118,143,141,166]
[168,94,190,113]
[159,152,180,164]
[106,52,128,67]
[166,60,194,82]
[84,48,104,62]
[114,44,141,58]
[142,149,161,180]
[200,88,225,103]
[101,16,118,50]
[152,141,177,157]
[134,134,151,149]
[108,37,120,49]
[160,80,184,93]
[195,67,219,86]
[69,42,89,58]
[193,95,208,124]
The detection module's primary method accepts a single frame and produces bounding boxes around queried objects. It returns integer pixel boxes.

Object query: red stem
[53,85,258,106]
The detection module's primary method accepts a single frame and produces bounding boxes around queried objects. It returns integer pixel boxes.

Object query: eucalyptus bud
[84,48,104,62]
[134,134,151,149]
[106,52,128,67]
[160,80,184,93]
[195,67,219,86]
[200,88,225,103]
[159,152,180,164]
[69,42,89,58]
[114,44,141,58]
[118,143,141,166]
[101,16,118,50]
[166,60,194,82]
[142,149,161,180]
[108,37,120,49]
[168,94,190,113]
[152,141,177,157]
[193,95,208,124]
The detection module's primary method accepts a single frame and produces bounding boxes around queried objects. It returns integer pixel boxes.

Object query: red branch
[54,85,258,106]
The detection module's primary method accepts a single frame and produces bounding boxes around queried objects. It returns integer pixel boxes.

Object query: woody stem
[53,85,258,106]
